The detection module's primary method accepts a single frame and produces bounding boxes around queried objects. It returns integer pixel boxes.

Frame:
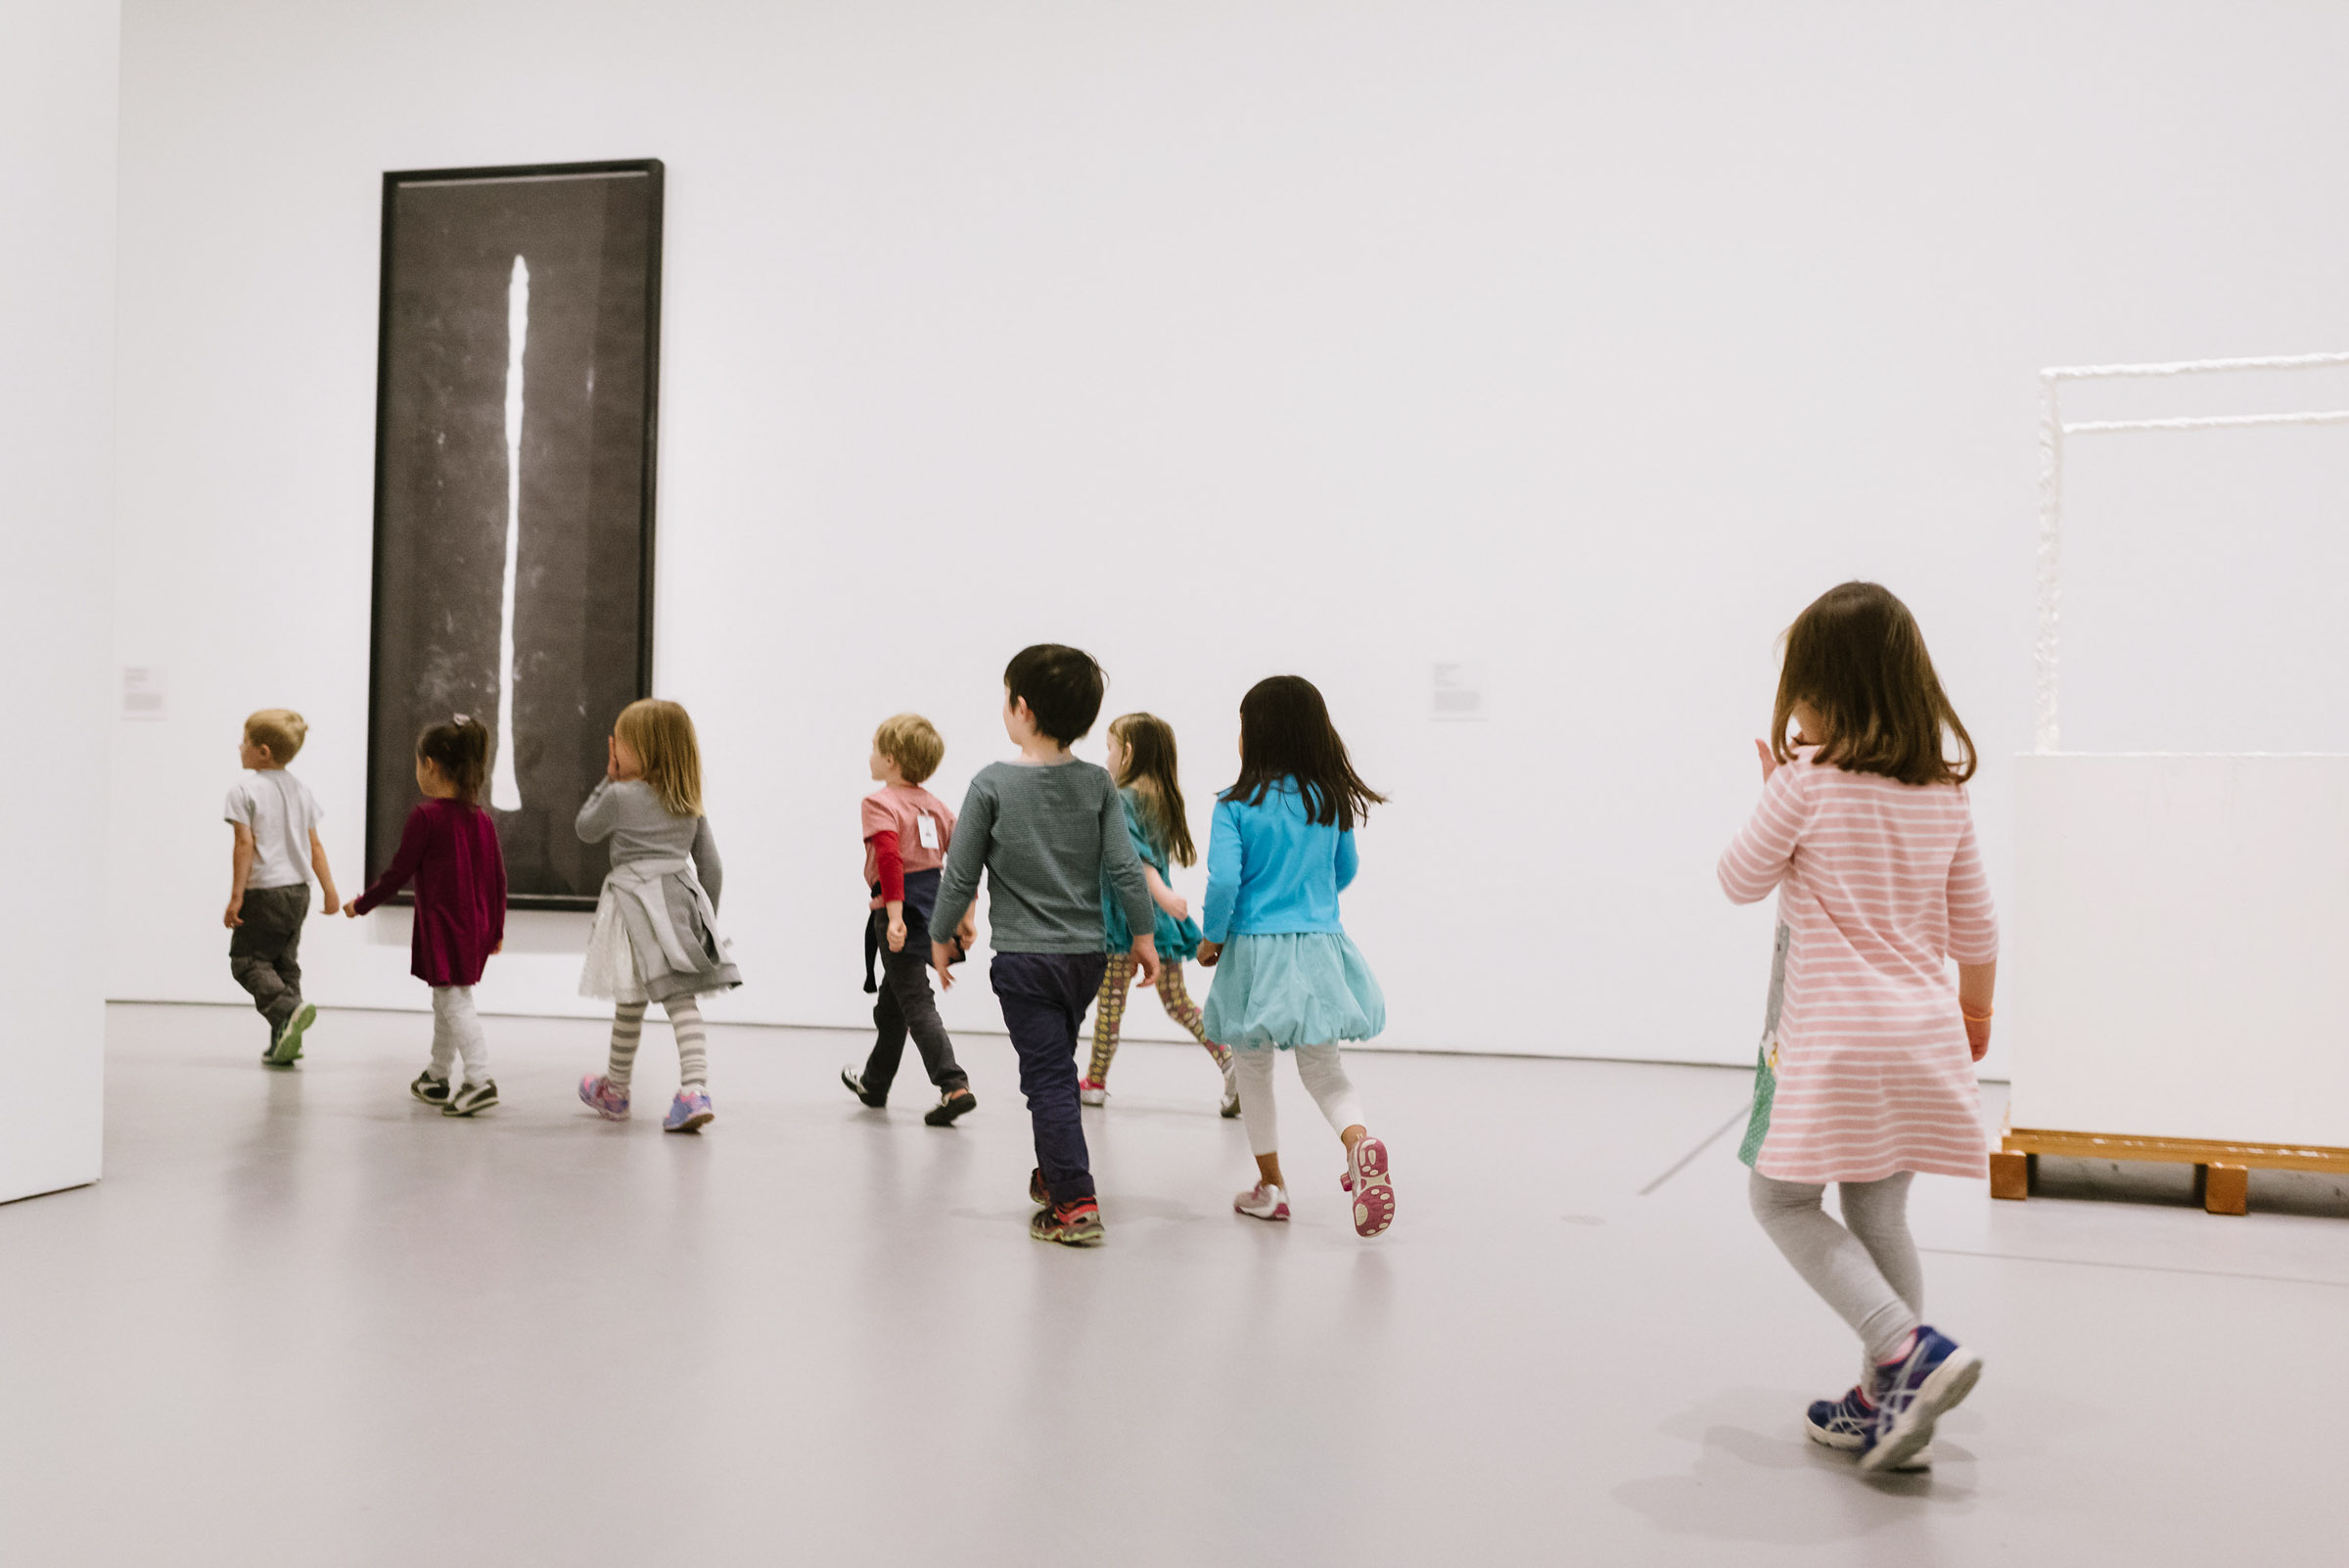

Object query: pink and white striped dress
[1718,752,1999,1183]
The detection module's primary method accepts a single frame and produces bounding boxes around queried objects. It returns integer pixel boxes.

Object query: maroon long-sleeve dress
[353,798,508,987]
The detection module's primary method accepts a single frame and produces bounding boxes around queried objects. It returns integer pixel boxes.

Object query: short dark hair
[1004,644,1104,747]
[1773,581,1975,787]
[417,715,491,808]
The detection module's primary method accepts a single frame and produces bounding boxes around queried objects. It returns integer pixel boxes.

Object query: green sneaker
[269,1002,317,1064]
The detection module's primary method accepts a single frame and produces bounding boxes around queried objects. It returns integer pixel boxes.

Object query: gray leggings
[1749,1170,1922,1370]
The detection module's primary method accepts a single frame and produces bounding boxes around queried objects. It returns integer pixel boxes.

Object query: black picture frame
[365,159,664,910]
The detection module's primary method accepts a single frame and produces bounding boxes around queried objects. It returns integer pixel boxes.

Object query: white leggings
[1231,1042,1366,1158]
[1748,1170,1922,1370]
[430,987,490,1086]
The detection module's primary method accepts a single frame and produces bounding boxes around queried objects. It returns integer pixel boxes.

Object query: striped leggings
[1086,957,1231,1084]
[606,994,709,1091]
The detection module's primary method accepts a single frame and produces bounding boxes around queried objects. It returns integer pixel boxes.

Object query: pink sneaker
[1079,1078,1109,1107]
[578,1074,630,1121]
[1342,1136,1395,1237]
[1233,1180,1290,1222]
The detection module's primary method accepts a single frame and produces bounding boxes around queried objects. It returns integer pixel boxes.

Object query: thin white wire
[2045,349,2349,381]
[2061,408,2349,436]
[2034,353,2349,755]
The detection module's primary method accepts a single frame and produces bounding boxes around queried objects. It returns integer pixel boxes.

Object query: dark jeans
[865,911,969,1097]
[992,951,1109,1205]
[229,884,308,1032]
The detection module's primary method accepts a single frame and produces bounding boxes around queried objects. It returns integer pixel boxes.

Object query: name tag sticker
[916,814,941,851]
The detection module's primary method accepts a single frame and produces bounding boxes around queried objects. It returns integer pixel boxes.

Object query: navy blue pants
[991,951,1109,1205]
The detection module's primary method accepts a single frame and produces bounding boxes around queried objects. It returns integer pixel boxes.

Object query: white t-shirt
[224,770,323,891]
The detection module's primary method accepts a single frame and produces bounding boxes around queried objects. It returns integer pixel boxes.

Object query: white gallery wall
[106,0,2349,1072]
[5,0,118,1200]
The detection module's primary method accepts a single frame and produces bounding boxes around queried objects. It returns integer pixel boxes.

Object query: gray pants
[863,915,967,1096]
[229,883,308,1033]
[1749,1169,1922,1372]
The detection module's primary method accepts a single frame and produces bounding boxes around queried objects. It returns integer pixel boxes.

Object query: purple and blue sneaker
[579,1074,630,1121]
[664,1086,714,1133]
[1806,1385,1931,1470]
[1858,1325,1981,1474]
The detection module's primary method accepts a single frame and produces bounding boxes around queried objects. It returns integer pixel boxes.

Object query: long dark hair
[1222,675,1385,830]
[1773,581,1976,787]
[1108,713,1196,867]
[417,715,491,807]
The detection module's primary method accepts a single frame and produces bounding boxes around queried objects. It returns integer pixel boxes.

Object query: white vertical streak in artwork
[2033,369,2062,755]
[491,255,529,811]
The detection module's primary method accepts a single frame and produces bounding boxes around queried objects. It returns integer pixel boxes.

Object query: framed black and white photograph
[365,159,664,909]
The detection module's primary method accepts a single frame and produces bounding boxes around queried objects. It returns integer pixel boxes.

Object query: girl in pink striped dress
[1718,581,1999,1475]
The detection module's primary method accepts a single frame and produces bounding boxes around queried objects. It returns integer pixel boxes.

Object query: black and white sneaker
[442,1079,498,1117]
[410,1070,452,1106]
[841,1067,887,1109]
[924,1088,977,1127]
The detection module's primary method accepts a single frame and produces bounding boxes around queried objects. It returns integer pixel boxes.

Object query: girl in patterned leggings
[1080,714,1239,1117]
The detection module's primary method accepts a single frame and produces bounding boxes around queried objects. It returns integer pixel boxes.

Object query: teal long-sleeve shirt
[1200,781,1359,943]
[929,759,1153,954]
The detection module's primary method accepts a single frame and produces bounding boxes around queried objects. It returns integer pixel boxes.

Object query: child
[1080,713,1239,1117]
[841,713,979,1126]
[1199,675,1394,1236]
[576,699,740,1133]
[224,708,340,1066]
[928,645,1157,1247]
[345,716,507,1115]
[1719,580,1998,1475]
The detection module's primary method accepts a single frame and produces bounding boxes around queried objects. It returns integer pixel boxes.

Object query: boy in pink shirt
[842,715,978,1126]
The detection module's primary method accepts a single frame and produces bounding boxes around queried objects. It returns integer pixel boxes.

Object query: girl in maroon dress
[347,717,508,1116]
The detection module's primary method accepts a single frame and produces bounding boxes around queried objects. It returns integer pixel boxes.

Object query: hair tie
[452,713,472,725]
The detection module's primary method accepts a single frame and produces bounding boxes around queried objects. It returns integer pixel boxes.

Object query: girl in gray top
[576,700,741,1133]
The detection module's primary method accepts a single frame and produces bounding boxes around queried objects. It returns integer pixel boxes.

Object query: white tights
[1231,1042,1365,1158]
[429,986,489,1086]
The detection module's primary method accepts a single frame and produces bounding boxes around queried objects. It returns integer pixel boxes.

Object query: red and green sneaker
[1030,1198,1104,1247]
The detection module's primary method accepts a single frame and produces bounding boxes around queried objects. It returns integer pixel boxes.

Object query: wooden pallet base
[1993,1128,2349,1216]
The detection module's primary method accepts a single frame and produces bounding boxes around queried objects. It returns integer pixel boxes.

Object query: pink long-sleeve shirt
[1718,752,1999,1182]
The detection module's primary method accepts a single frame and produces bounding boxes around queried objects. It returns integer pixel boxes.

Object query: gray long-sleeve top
[929,759,1151,953]
[576,778,724,910]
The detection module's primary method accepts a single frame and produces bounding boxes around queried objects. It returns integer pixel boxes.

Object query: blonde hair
[245,708,308,763]
[615,699,704,816]
[873,713,944,785]
[1108,712,1195,867]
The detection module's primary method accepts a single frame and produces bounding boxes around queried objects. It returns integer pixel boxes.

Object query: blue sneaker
[1859,1326,1980,1474]
[664,1086,714,1133]
[1806,1386,1931,1470]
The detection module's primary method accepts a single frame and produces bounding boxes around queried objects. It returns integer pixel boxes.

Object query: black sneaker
[924,1088,977,1127]
[841,1067,887,1109]
[442,1079,498,1117]
[1030,1198,1104,1247]
[269,1002,317,1065]
[410,1070,452,1105]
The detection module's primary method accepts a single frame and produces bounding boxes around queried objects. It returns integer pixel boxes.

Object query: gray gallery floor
[4,1004,2345,1566]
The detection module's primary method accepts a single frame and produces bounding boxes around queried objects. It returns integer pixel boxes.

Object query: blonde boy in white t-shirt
[225,708,340,1066]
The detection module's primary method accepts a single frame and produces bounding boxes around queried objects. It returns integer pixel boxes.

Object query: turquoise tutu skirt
[1202,932,1386,1048]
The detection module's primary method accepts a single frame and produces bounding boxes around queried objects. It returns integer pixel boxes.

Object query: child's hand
[606,736,621,782]
[1755,739,1778,782]
[222,899,243,930]
[1964,1013,1991,1063]
[344,902,361,919]
[887,916,907,952]
[1154,889,1191,923]
[956,914,977,950]
[1196,940,1221,968]
[931,940,958,991]
[320,891,341,916]
[492,939,503,955]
